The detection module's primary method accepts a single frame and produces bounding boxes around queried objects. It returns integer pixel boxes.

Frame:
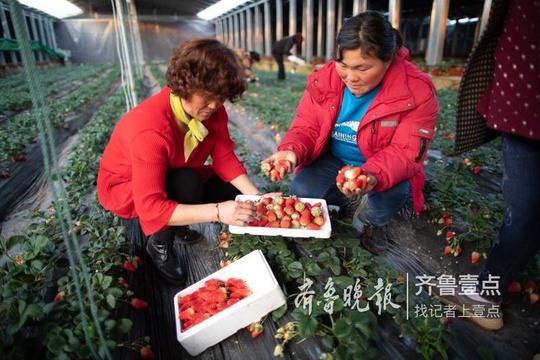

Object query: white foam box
[173,249,286,356]
[229,195,332,239]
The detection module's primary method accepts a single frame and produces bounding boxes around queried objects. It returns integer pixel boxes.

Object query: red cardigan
[97,86,247,235]
[278,48,439,214]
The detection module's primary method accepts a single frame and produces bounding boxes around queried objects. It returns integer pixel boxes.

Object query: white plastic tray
[229,195,332,239]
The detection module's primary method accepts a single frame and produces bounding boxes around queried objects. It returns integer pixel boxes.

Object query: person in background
[97,39,260,286]
[236,49,261,82]
[263,11,438,254]
[435,0,539,331]
[271,33,303,80]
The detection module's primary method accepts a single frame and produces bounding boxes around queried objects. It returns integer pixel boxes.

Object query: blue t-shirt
[330,85,381,166]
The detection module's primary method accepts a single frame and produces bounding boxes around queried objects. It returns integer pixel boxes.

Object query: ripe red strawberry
[285,197,296,206]
[266,210,277,222]
[280,219,291,228]
[284,204,295,215]
[131,298,148,309]
[123,260,136,272]
[313,215,325,226]
[471,251,481,264]
[266,220,280,228]
[507,281,521,293]
[530,293,539,305]
[443,246,452,255]
[219,260,231,268]
[473,166,482,174]
[336,172,346,184]
[306,222,321,230]
[140,347,156,360]
[443,218,453,227]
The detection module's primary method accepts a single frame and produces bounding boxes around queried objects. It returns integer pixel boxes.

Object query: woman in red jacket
[97,39,259,285]
[263,11,438,254]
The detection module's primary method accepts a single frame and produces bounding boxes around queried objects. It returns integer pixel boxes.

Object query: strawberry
[247,322,264,338]
[280,219,291,228]
[284,197,296,206]
[530,293,539,305]
[443,245,452,255]
[219,260,231,268]
[179,307,195,320]
[123,260,136,272]
[294,201,305,212]
[260,163,272,175]
[452,246,462,256]
[523,280,537,295]
[306,222,321,230]
[54,291,65,302]
[131,298,148,309]
[336,172,346,184]
[471,251,481,264]
[473,165,482,174]
[310,206,322,217]
[140,347,156,360]
[313,215,325,226]
[218,241,229,249]
[266,220,280,228]
[443,218,453,227]
[284,204,295,215]
[507,281,521,293]
[445,231,455,241]
[266,210,277,222]
[344,166,362,180]
[442,317,453,325]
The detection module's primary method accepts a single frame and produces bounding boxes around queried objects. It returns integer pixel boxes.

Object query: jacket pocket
[412,124,434,162]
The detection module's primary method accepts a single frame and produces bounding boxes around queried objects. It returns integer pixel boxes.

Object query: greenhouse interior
[0,0,538,359]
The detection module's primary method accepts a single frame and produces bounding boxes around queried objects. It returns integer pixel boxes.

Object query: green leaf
[115,318,133,333]
[297,315,318,337]
[47,334,67,354]
[333,318,352,340]
[106,294,116,308]
[271,303,288,321]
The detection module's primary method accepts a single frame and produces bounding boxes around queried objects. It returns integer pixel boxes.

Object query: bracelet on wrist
[215,203,221,222]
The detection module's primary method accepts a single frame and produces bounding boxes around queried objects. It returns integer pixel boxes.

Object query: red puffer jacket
[277,48,439,214]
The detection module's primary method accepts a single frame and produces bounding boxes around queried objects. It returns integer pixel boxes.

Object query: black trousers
[146,168,240,239]
[272,51,286,80]
[165,168,241,205]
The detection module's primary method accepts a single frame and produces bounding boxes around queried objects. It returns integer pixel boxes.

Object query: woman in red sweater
[97,39,260,285]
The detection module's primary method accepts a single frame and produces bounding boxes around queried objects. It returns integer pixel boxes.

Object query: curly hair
[166,38,246,103]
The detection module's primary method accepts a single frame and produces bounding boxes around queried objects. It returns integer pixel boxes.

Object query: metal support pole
[425,0,450,66]
[326,0,336,60]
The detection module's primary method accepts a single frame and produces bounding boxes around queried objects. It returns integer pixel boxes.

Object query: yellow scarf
[170,93,208,161]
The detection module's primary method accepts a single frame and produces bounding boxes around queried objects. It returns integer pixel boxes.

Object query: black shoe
[360,224,389,255]
[175,226,202,245]
[146,229,186,286]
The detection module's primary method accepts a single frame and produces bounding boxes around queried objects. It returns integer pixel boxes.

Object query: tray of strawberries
[229,195,332,239]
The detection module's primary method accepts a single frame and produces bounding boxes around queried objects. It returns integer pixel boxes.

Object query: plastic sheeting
[55,18,214,64]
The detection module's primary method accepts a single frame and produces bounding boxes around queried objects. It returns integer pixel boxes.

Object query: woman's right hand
[261,150,298,179]
[217,200,257,227]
